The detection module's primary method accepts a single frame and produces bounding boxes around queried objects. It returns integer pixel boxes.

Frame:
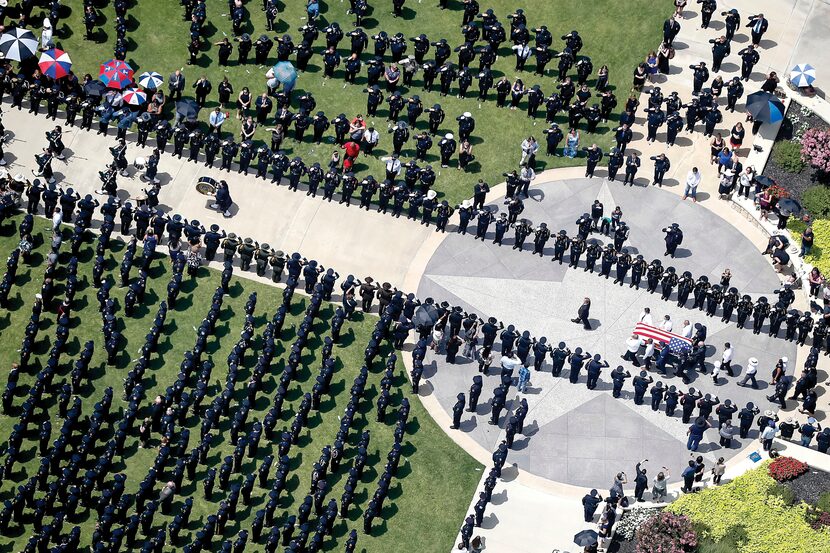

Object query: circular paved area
[417,178,798,486]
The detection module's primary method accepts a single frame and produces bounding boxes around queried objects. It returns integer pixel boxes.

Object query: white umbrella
[0,28,38,61]
[790,64,816,88]
[138,71,164,90]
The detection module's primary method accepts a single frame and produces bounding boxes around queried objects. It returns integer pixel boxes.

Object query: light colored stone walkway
[2,3,828,548]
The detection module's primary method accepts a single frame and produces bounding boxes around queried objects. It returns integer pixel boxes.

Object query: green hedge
[668,461,830,553]
[772,140,807,174]
[803,186,830,219]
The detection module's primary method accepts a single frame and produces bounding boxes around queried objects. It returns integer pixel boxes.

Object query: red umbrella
[38,49,72,79]
[99,59,135,90]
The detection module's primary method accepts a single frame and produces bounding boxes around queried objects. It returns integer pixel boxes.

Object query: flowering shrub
[805,508,830,530]
[669,461,830,553]
[766,184,790,200]
[614,507,663,540]
[802,128,830,173]
[635,512,698,553]
[768,456,809,482]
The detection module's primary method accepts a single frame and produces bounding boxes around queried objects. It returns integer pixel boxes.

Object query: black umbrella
[746,91,785,124]
[412,304,439,327]
[574,529,598,547]
[753,175,776,188]
[176,99,200,122]
[777,198,802,216]
[83,80,106,98]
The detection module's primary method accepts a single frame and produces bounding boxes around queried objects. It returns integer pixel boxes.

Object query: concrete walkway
[2,3,828,550]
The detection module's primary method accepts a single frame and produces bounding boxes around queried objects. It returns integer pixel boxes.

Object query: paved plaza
[417,177,798,486]
[2,0,830,551]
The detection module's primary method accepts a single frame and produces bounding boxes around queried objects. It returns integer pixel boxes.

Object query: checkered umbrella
[0,28,38,61]
[790,64,816,88]
[38,48,73,79]
[138,71,163,90]
[121,88,147,106]
[99,59,134,90]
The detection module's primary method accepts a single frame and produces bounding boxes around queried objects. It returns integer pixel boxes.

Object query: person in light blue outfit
[563,127,580,158]
[517,364,530,393]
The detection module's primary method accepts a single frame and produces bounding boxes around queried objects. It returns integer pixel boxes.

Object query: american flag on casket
[633,323,693,354]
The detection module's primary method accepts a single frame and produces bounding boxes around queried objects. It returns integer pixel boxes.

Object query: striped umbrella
[99,59,134,90]
[38,48,73,79]
[0,28,38,61]
[121,88,148,106]
[746,91,785,124]
[138,71,163,90]
[790,64,816,88]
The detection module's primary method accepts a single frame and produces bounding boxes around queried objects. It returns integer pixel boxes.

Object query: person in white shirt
[385,155,401,181]
[51,206,62,231]
[711,360,722,384]
[520,136,539,165]
[661,315,673,332]
[721,343,733,376]
[623,334,642,366]
[682,167,701,202]
[209,107,227,134]
[738,357,759,388]
[680,320,692,338]
[642,339,655,370]
[639,308,653,325]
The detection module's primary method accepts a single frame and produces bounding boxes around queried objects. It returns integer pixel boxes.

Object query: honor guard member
[513,219,532,250]
[543,123,563,156]
[238,238,256,271]
[726,77,744,112]
[435,200,453,232]
[222,233,240,263]
[533,223,550,256]
[220,138,238,172]
[583,144,603,178]
[739,45,760,81]
[471,207,492,240]
[735,295,753,329]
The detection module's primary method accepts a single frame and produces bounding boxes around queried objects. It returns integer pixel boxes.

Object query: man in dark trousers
[571,297,592,330]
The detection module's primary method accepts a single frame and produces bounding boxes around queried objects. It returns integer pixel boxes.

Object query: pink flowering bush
[635,512,698,553]
[801,128,830,173]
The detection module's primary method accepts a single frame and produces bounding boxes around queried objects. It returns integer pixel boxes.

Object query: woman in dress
[730,122,745,152]
[240,116,256,142]
[510,78,525,110]
[563,127,580,158]
[595,65,609,91]
[657,42,673,75]
[674,0,687,18]
[236,86,251,120]
[645,51,658,82]
[217,77,233,108]
[632,63,647,92]
[709,132,725,164]
[710,75,724,99]
[458,139,473,170]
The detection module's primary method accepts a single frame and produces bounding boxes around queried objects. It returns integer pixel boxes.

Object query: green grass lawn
[0,213,481,552]
[40,0,664,205]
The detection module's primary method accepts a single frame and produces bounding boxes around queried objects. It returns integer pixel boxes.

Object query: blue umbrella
[272,61,297,86]
[790,64,816,88]
[746,91,785,124]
